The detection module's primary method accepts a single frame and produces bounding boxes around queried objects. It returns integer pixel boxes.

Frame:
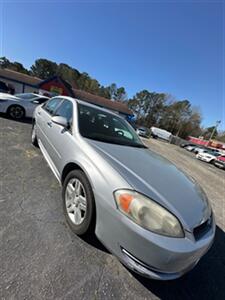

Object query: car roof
[204,151,218,155]
[54,96,125,119]
[16,93,49,100]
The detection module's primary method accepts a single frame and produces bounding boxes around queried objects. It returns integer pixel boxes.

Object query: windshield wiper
[84,135,147,148]
[130,144,148,148]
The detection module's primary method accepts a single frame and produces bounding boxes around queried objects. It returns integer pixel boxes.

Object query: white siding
[0,78,23,93]
[0,77,39,94]
[23,85,39,93]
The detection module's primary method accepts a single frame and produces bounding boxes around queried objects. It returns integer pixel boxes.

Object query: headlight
[114,190,184,238]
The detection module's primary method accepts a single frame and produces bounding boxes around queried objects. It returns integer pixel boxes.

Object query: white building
[0,68,41,94]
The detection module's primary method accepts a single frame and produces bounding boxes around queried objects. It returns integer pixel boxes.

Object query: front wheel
[62,170,95,236]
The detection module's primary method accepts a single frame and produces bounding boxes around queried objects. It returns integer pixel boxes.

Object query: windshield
[78,104,146,148]
[15,93,37,100]
[207,152,220,156]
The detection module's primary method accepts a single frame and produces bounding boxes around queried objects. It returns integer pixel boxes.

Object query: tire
[214,162,224,169]
[31,123,39,147]
[62,170,95,236]
[7,105,25,119]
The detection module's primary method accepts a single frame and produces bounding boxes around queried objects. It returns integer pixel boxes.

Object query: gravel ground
[0,116,225,300]
[143,138,225,229]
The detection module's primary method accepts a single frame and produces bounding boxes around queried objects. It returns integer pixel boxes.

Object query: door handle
[47,121,52,128]
[38,111,41,115]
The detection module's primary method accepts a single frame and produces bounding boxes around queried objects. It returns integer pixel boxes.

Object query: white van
[151,127,172,142]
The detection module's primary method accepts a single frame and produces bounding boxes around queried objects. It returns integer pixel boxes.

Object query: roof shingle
[0,68,132,115]
[72,88,132,115]
[0,68,41,86]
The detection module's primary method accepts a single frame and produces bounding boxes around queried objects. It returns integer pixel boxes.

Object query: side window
[33,98,48,104]
[32,98,48,105]
[43,98,62,115]
[113,118,133,140]
[54,100,73,127]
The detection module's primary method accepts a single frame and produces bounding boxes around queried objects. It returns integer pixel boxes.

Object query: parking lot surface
[143,138,225,230]
[0,116,225,300]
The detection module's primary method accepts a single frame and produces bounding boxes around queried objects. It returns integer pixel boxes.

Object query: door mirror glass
[51,116,68,128]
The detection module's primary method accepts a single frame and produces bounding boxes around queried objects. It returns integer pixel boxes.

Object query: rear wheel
[62,170,95,236]
[7,105,25,119]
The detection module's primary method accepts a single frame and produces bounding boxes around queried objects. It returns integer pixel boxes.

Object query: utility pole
[176,123,182,137]
[206,120,221,146]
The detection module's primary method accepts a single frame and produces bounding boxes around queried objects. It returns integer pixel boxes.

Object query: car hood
[0,93,19,100]
[201,153,215,158]
[86,139,211,230]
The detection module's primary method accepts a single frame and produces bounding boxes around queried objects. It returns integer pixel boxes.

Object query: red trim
[188,136,225,150]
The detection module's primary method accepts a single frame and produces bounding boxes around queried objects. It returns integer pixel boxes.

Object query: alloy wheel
[9,106,24,119]
[65,178,87,225]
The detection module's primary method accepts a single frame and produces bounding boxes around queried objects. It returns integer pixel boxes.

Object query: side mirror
[51,116,68,128]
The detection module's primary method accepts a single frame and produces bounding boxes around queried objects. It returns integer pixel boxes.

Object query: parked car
[185,144,197,151]
[193,146,206,154]
[214,156,225,169]
[196,151,221,163]
[180,142,189,148]
[0,92,49,119]
[181,143,195,149]
[136,127,150,138]
[32,96,215,280]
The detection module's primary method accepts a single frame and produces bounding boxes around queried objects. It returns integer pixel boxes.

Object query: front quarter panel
[60,135,133,240]
[61,135,131,207]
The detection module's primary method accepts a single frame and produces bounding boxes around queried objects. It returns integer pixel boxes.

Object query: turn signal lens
[118,194,133,213]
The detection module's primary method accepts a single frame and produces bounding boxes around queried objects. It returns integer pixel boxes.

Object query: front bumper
[197,155,211,162]
[120,247,201,280]
[95,196,216,280]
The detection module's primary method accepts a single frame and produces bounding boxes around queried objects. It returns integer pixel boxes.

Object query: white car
[193,147,207,154]
[0,93,49,119]
[185,145,196,151]
[196,151,221,163]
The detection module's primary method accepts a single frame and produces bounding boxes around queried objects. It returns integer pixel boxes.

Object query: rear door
[45,99,74,173]
[36,97,63,152]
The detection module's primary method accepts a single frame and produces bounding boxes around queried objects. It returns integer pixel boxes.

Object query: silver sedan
[32,96,215,280]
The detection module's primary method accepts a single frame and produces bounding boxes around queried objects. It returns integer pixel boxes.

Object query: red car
[214,155,225,169]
